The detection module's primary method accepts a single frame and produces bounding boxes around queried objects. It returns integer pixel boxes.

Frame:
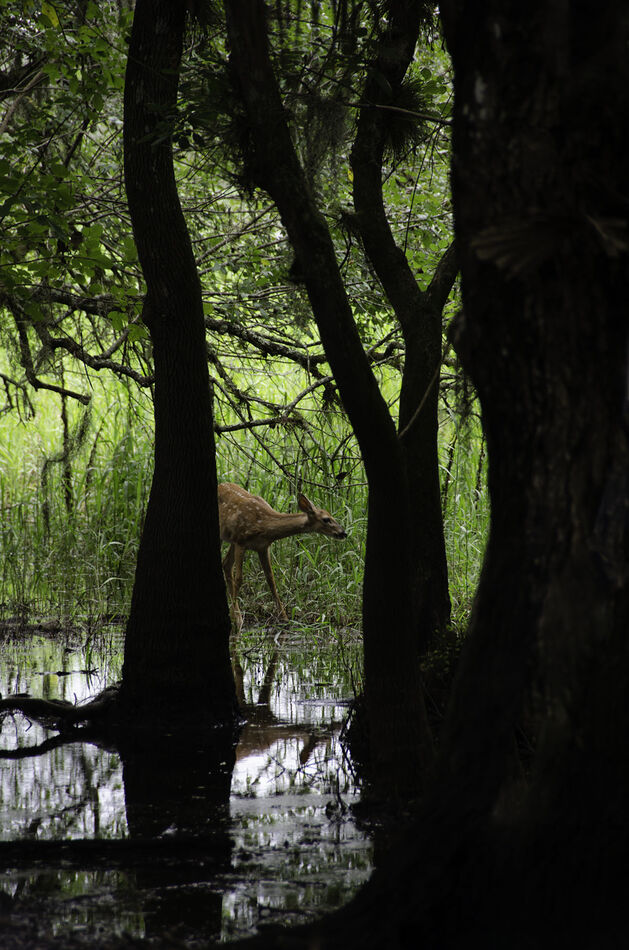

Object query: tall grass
[0,360,488,636]
[440,410,489,625]
[0,377,153,628]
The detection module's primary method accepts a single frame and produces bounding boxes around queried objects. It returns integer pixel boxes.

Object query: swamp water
[0,627,372,944]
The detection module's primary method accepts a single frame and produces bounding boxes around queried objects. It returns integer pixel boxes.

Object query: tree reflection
[0,629,369,943]
[119,733,236,942]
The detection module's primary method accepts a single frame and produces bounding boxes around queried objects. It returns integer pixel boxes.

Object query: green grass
[0,363,488,638]
[0,376,152,627]
[440,413,489,625]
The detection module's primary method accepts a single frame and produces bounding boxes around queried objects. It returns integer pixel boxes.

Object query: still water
[0,627,372,944]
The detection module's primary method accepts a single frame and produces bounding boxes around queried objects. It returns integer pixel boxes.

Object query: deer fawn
[218,482,347,629]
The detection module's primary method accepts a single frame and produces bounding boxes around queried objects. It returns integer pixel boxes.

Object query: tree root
[0,684,120,735]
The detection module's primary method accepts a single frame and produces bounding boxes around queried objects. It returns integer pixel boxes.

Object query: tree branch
[11,304,92,405]
[425,240,459,314]
[205,315,328,375]
[350,0,457,343]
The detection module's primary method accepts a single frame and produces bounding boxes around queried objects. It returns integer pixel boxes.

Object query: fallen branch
[0,685,119,733]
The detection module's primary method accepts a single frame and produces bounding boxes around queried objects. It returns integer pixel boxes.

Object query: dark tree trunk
[119,0,237,737]
[440,0,629,822]
[225,0,431,800]
[398,245,457,646]
[350,0,456,647]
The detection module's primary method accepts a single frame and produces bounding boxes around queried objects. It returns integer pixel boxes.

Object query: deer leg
[223,543,245,631]
[257,547,289,621]
[222,543,236,597]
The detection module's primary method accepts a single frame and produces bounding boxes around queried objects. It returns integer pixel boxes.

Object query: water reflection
[0,628,371,943]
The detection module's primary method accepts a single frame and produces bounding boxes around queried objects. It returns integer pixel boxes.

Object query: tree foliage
[0,0,454,449]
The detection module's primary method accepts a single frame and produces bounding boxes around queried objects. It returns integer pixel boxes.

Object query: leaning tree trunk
[225,0,431,801]
[119,0,237,737]
[350,0,457,648]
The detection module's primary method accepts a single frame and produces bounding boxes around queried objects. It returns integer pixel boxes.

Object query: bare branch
[0,66,46,134]
[206,315,328,376]
[11,305,92,405]
[214,373,334,434]
[34,321,153,387]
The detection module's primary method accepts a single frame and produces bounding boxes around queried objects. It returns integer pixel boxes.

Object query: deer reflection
[231,630,340,776]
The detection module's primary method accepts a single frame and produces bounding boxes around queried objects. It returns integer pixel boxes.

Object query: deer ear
[298,494,315,515]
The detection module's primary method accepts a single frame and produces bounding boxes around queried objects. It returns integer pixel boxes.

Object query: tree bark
[119,0,237,737]
[350,0,456,647]
[225,0,431,800]
[440,0,629,820]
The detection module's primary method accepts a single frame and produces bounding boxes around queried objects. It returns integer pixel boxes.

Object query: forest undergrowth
[0,367,488,649]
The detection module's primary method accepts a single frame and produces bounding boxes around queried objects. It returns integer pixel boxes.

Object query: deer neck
[265,511,310,542]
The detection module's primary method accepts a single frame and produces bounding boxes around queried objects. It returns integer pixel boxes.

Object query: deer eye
[322,516,331,524]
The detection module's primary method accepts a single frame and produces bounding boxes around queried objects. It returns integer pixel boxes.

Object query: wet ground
[0,625,371,945]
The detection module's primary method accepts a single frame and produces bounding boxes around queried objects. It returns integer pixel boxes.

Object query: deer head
[298,494,347,539]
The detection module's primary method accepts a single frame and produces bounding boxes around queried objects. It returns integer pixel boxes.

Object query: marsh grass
[0,366,488,638]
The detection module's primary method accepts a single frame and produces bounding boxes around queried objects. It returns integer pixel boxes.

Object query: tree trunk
[118,0,237,738]
[398,247,457,646]
[225,0,431,800]
[350,2,456,646]
[440,0,629,820]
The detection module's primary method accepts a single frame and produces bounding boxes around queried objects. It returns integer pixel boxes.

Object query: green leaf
[109,310,125,332]
[121,236,137,262]
[21,300,45,321]
[40,3,59,28]
[127,324,149,343]
[42,1,59,25]
[29,259,52,277]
